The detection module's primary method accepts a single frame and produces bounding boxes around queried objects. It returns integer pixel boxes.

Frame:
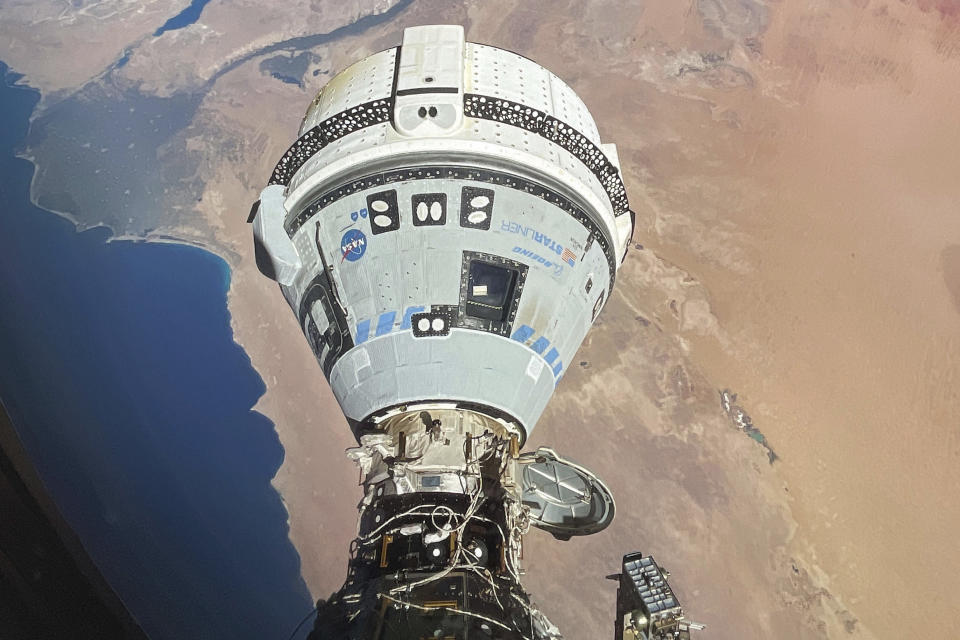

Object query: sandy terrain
[3,0,959,637]
[0,0,181,95]
[0,0,405,99]
[116,0,407,96]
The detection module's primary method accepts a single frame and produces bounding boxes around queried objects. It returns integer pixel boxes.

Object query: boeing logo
[513,246,564,277]
[500,221,577,266]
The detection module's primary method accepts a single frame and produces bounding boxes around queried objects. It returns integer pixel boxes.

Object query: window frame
[457,251,528,336]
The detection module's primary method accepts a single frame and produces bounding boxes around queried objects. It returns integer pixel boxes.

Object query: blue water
[154,0,212,36]
[0,62,314,639]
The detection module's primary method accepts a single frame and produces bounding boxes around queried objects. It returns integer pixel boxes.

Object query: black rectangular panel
[411,192,447,226]
[366,189,400,234]
[459,186,494,230]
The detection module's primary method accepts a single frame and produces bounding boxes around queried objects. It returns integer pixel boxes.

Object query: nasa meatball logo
[340,229,367,262]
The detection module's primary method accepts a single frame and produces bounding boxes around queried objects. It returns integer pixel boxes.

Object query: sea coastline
[0,60,315,639]
[2,14,379,608]
[3,0,958,635]
[3,32,878,637]
[11,55,294,527]
[17,146,242,267]
[19,119,315,602]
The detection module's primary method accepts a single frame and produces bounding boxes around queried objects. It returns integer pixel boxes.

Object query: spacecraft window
[466,261,518,322]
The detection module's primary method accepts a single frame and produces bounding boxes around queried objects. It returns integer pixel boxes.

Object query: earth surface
[2,0,959,638]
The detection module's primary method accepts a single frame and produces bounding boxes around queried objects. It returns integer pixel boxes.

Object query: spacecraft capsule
[254,24,634,442]
[249,25,703,640]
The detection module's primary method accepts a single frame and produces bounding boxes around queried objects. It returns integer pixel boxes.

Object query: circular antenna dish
[519,447,615,539]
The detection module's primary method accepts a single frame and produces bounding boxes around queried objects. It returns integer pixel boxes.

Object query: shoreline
[8,48,876,639]
[7,98,308,560]
[9,1,959,631]
[0,64,316,637]
[18,147,242,266]
[2,46,362,616]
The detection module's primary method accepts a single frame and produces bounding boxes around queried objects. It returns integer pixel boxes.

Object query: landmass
[3,0,960,637]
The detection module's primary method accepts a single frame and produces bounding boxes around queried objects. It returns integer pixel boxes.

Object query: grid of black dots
[266,92,631,220]
[463,93,631,218]
[268,98,393,186]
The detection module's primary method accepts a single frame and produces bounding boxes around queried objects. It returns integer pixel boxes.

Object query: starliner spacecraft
[252,25,699,639]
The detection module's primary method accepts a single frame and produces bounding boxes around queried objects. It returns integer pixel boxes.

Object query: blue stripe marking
[400,306,425,330]
[355,318,371,344]
[544,347,559,365]
[530,336,550,355]
[510,325,535,342]
[376,311,397,337]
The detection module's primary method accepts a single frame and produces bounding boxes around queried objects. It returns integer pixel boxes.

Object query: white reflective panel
[467,210,487,224]
[470,195,490,208]
[416,202,428,221]
[417,317,431,331]
[371,199,390,212]
[374,214,392,227]
[431,317,445,331]
[430,201,442,221]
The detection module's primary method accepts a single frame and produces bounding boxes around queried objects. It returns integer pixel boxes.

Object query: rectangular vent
[412,192,447,226]
[411,311,452,337]
[366,189,400,234]
[459,186,494,230]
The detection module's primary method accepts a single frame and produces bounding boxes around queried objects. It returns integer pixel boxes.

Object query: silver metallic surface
[254,25,631,436]
[251,25,698,640]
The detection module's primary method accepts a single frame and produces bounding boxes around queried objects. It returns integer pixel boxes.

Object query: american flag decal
[561,247,577,266]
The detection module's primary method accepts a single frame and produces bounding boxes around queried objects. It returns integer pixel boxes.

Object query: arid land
[2,0,959,637]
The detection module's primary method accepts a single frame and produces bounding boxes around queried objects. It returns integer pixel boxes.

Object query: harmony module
[252,24,699,640]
